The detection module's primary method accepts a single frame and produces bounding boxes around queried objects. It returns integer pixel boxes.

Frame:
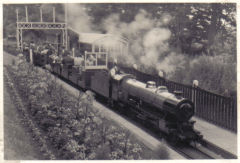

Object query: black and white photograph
[1,1,238,160]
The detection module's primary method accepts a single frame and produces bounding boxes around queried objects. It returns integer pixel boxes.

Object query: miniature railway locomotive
[23,40,202,144]
[92,70,202,143]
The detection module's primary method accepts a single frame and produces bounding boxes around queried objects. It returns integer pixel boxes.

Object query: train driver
[110,59,120,79]
[110,66,119,79]
[109,59,119,102]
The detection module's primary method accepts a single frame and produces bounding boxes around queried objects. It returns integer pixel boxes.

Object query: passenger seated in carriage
[85,54,96,66]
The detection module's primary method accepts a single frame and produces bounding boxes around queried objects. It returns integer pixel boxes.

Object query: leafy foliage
[170,54,236,96]
[4,3,236,55]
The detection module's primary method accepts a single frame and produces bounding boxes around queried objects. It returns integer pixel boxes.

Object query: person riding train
[110,59,120,79]
[109,59,120,103]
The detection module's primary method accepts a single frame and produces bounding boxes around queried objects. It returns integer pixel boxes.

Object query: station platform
[192,116,237,156]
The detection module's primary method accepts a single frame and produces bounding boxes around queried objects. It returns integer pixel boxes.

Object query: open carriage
[50,51,108,90]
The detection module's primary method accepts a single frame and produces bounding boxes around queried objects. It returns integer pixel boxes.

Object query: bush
[170,54,236,96]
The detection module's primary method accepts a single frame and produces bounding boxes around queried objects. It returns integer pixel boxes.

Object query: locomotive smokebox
[176,100,195,122]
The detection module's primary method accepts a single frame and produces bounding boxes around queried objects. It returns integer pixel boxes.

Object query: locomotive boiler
[120,79,195,122]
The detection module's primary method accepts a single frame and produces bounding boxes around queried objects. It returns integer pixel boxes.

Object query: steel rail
[199,139,237,159]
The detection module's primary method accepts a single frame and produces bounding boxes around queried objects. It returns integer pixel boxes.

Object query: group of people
[21,41,113,71]
[22,41,75,64]
[23,41,75,56]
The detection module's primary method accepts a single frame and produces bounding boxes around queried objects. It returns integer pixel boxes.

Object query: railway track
[165,134,237,159]
[104,102,237,159]
[173,145,214,159]
[102,100,237,159]
[98,97,237,159]
[198,139,237,159]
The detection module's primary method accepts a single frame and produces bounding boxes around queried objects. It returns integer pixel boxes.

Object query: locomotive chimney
[173,90,183,99]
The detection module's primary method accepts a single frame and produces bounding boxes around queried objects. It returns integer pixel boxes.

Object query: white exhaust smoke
[65,5,185,76]
[65,4,95,33]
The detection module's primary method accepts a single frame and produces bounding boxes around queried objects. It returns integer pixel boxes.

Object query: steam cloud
[66,5,185,76]
[65,4,94,32]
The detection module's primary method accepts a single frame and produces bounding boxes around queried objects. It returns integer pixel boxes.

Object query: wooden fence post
[158,70,164,86]
[192,80,199,113]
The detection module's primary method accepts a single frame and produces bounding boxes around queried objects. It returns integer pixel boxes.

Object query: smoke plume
[65,4,94,33]
[101,9,185,76]
[65,5,185,76]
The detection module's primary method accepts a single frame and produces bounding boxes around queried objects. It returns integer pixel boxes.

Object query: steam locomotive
[92,69,202,143]
[23,41,203,144]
